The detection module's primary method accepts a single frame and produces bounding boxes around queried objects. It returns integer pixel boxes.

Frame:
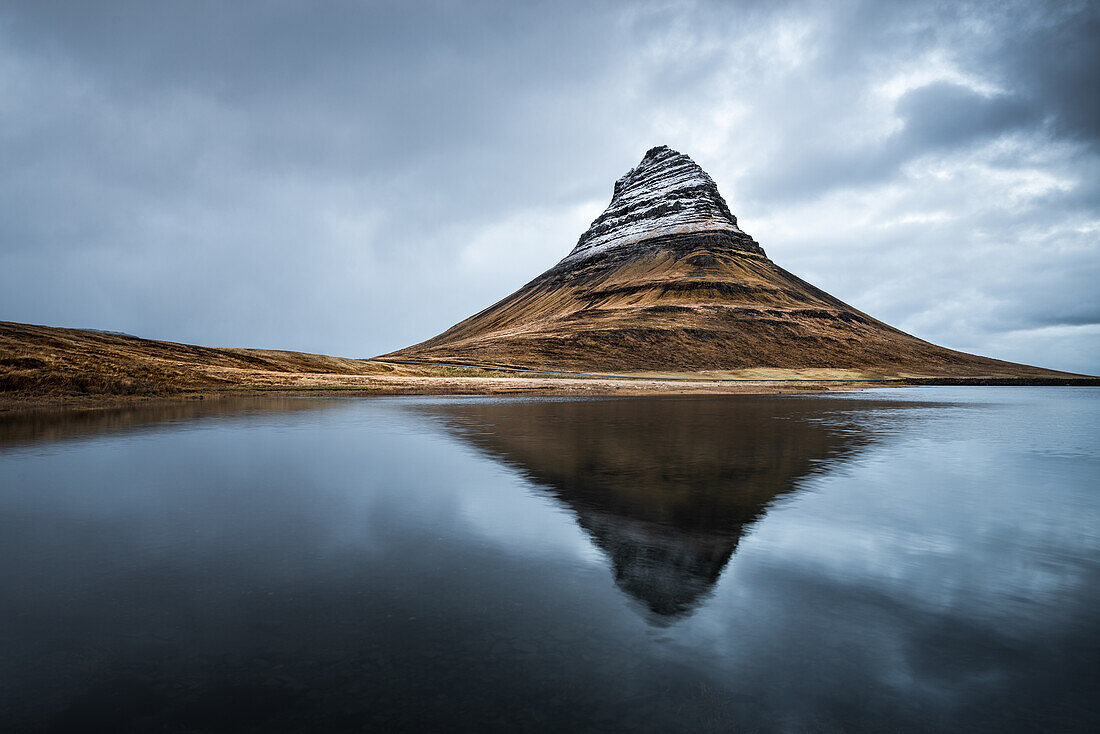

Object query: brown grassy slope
[386,238,1074,378]
[0,320,384,396]
[6,320,860,408]
[0,320,562,403]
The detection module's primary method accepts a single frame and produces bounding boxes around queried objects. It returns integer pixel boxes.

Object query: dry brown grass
[3,320,883,410]
[387,240,1083,379]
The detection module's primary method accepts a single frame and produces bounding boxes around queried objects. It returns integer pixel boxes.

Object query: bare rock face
[566,145,764,264]
[384,146,1062,377]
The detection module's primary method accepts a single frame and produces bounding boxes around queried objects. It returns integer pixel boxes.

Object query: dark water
[0,389,1097,733]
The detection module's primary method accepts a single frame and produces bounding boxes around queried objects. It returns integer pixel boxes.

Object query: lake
[1,388,1097,732]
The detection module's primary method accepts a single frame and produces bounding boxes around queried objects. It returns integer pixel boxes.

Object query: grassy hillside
[388,239,1074,378]
[0,321,528,403]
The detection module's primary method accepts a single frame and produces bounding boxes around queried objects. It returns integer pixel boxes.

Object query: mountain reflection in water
[413,397,884,622]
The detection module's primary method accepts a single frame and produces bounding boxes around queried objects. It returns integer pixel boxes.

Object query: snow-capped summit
[566,145,763,264]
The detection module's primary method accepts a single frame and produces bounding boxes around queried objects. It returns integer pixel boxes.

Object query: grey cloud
[895,83,1035,150]
[987,2,1100,146]
[740,0,1099,202]
[743,81,1038,202]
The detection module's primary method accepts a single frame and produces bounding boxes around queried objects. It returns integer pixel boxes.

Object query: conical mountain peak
[385,145,1064,379]
[566,145,763,264]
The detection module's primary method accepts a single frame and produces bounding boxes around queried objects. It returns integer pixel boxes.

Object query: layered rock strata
[566,145,763,264]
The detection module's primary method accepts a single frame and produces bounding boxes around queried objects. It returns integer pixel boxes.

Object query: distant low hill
[0,320,381,397]
[387,145,1071,379]
[2,320,590,405]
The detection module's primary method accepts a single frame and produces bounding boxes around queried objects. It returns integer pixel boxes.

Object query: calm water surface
[0,389,1097,732]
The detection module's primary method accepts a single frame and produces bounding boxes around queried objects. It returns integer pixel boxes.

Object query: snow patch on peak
[565,146,746,264]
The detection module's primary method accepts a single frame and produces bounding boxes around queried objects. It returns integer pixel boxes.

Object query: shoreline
[0,378,859,414]
[3,373,1097,416]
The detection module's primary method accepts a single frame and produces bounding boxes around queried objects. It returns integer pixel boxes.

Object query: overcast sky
[1,0,1097,372]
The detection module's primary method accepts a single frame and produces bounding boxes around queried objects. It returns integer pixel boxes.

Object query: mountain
[386,146,1064,377]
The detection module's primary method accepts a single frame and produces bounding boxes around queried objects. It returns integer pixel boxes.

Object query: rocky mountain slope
[387,146,1065,377]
